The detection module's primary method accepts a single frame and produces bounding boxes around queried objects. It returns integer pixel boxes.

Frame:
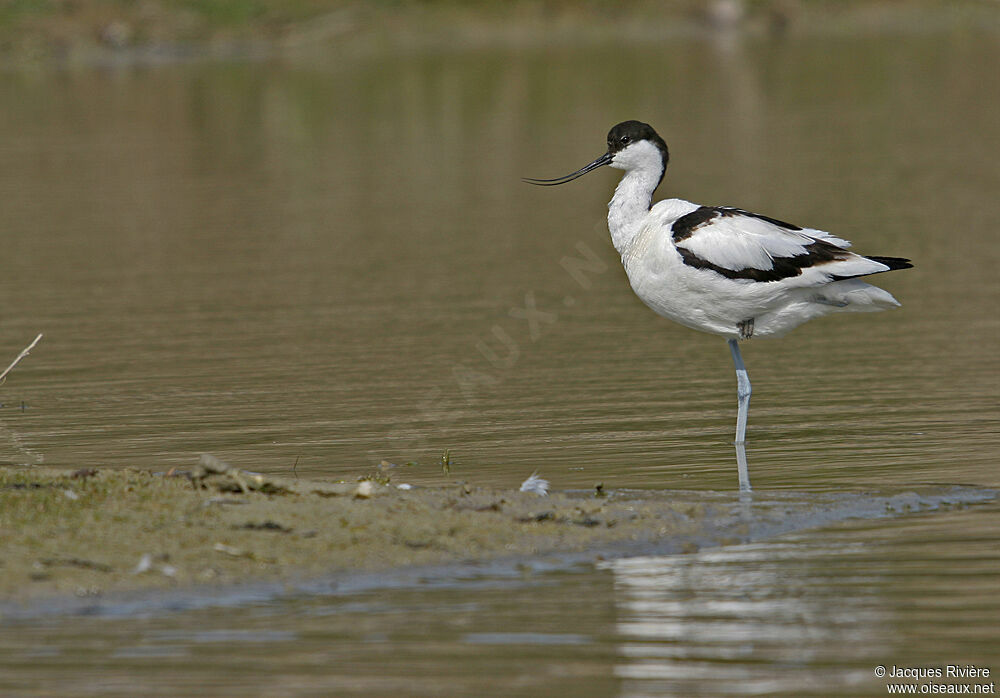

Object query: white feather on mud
[519,472,549,496]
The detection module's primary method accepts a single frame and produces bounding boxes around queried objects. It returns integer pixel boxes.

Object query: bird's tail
[825,278,901,311]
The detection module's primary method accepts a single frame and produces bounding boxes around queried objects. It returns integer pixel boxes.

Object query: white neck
[607,166,660,254]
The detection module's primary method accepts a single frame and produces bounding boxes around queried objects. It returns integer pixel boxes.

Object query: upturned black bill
[522,152,612,186]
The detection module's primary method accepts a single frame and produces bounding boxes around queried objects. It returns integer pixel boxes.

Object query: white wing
[670,206,889,284]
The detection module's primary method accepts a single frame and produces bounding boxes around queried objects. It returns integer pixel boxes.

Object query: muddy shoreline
[1,463,994,615]
[0,463,722,604]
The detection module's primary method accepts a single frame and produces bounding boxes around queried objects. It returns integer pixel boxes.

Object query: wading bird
[524,120,911,491]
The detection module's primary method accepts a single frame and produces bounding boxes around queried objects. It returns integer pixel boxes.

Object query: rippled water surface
[0,15,998,697]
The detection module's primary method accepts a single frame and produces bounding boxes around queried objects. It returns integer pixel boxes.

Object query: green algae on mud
[0,465,723,603]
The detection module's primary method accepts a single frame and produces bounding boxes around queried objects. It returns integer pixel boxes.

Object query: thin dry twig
[0,333,43,385]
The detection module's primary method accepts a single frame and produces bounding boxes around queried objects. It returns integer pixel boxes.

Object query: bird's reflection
[602,540,880,694]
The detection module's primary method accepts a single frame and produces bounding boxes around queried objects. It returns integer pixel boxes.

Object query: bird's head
[523,120,669,187]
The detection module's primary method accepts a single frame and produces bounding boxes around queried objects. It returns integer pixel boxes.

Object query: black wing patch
[671,206,803,243]
[675,239,853,283]
[865,255,913,271]
[671,207,720,242]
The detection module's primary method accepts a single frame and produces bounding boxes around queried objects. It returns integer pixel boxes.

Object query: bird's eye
[620,135,631,145]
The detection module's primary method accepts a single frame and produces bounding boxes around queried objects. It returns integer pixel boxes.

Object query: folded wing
[670,206,905,285]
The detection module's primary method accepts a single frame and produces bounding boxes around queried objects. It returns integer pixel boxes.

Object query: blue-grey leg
[728,339,752,492]
[727,339,751,443]
[735,442,751,493]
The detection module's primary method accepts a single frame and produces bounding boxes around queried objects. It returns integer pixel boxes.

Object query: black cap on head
[607,121,669,164]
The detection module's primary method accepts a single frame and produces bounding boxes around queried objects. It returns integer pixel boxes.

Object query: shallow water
[0,15,998,697]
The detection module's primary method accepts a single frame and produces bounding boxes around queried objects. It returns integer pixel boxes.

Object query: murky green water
[0,17,998,697]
